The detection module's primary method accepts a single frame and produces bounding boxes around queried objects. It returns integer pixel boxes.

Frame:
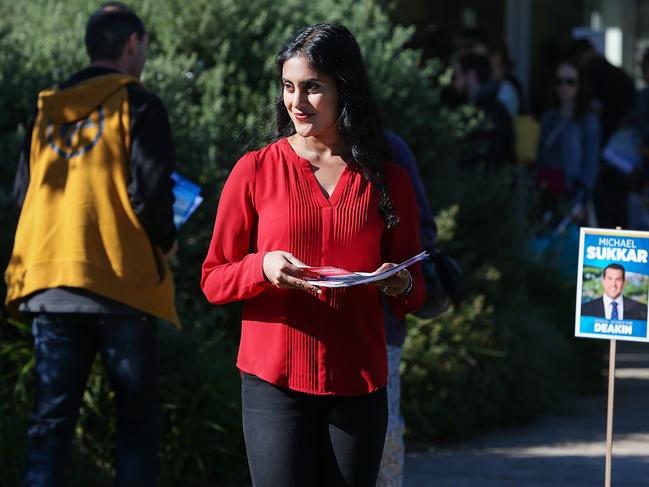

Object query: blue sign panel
[576,228,649,343]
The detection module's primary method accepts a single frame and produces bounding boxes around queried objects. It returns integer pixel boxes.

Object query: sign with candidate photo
[576,228,649,342]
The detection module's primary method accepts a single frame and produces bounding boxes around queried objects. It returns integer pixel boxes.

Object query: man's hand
[164,240,178,261]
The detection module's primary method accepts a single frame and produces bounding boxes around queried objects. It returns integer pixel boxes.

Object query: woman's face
[555,63,579,103]
[282,56,339,140]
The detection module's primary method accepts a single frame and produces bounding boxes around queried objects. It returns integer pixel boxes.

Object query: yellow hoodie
[5,74,180,327]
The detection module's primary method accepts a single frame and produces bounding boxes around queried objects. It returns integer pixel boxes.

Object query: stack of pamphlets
[171,172,203,228]
[300,251,429,288]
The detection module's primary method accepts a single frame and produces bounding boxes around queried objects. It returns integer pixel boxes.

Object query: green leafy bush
[0,0,601,484]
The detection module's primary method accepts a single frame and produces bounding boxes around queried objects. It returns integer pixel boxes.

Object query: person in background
[535,59,600,217]
[627,129,649,230]
[5,3,178,485]
[569,38,635,146]
[377,132,436,487]
[529,39,563,118]
[634,48,649,118]
[570,38,636,228]
[454,28,524,118]
[622,49,649,230]
[490,41,525,118]
[201,23,425,487]
[453,52,515,166]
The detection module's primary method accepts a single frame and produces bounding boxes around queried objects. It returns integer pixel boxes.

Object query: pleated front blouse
[201,138,424,396]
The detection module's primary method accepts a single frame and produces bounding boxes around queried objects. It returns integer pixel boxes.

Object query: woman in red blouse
[201,23,425,486]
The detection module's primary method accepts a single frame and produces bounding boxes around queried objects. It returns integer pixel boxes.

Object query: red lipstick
[293,111,313,122]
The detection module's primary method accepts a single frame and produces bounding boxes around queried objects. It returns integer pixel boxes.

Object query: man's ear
[125,32,139,55]
[117,34,137,62]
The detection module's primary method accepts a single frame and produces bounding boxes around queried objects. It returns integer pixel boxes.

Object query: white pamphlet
[300,251,429,288]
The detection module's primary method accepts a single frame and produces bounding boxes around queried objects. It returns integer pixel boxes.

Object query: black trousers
[241,373,388,487]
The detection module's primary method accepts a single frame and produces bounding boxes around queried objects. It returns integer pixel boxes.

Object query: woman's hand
[370,263,412,296]
[263,251,322,294]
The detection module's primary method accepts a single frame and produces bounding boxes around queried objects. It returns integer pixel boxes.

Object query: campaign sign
[576,228,649,342]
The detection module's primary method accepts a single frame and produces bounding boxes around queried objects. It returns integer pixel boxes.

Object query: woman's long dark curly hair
[273,23,398,228]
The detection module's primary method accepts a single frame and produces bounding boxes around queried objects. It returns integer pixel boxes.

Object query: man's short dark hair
[458,53,492,84]
[457,27,492,52]
[85,4,146,62]
[603,263,625,280]
[568,38,596,61]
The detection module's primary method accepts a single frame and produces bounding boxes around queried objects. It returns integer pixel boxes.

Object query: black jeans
[24,313,159,487]
[241,373,388,487]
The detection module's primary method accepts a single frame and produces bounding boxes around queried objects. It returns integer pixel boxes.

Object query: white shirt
[603,294,624,320]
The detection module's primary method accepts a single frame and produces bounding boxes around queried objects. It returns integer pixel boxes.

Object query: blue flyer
[171,172,203,228]
[602,128,642,175]
[575,227,649,342]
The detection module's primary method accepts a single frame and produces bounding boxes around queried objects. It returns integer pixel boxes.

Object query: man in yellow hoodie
[5,3,178,484]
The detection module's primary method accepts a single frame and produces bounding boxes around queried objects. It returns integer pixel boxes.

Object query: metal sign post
[574,226,649,486]
[605,338,616,487]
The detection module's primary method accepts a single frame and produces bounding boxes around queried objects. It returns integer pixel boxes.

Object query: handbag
[415,248,465,318]
[536,118,568,196]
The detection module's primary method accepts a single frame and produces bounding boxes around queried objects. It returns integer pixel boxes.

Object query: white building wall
[582,0,637,73]
[506,0,532,99]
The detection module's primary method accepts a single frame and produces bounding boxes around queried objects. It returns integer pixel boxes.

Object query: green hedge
[0,0,601,484]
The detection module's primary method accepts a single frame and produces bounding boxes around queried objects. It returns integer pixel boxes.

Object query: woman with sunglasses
[201,23,425,486]
[535,59,601,213]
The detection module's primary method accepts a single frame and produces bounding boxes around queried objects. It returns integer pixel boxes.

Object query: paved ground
[404,342,649,487]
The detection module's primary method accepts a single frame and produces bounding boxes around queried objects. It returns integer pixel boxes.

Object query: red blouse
[201,138,424,396]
